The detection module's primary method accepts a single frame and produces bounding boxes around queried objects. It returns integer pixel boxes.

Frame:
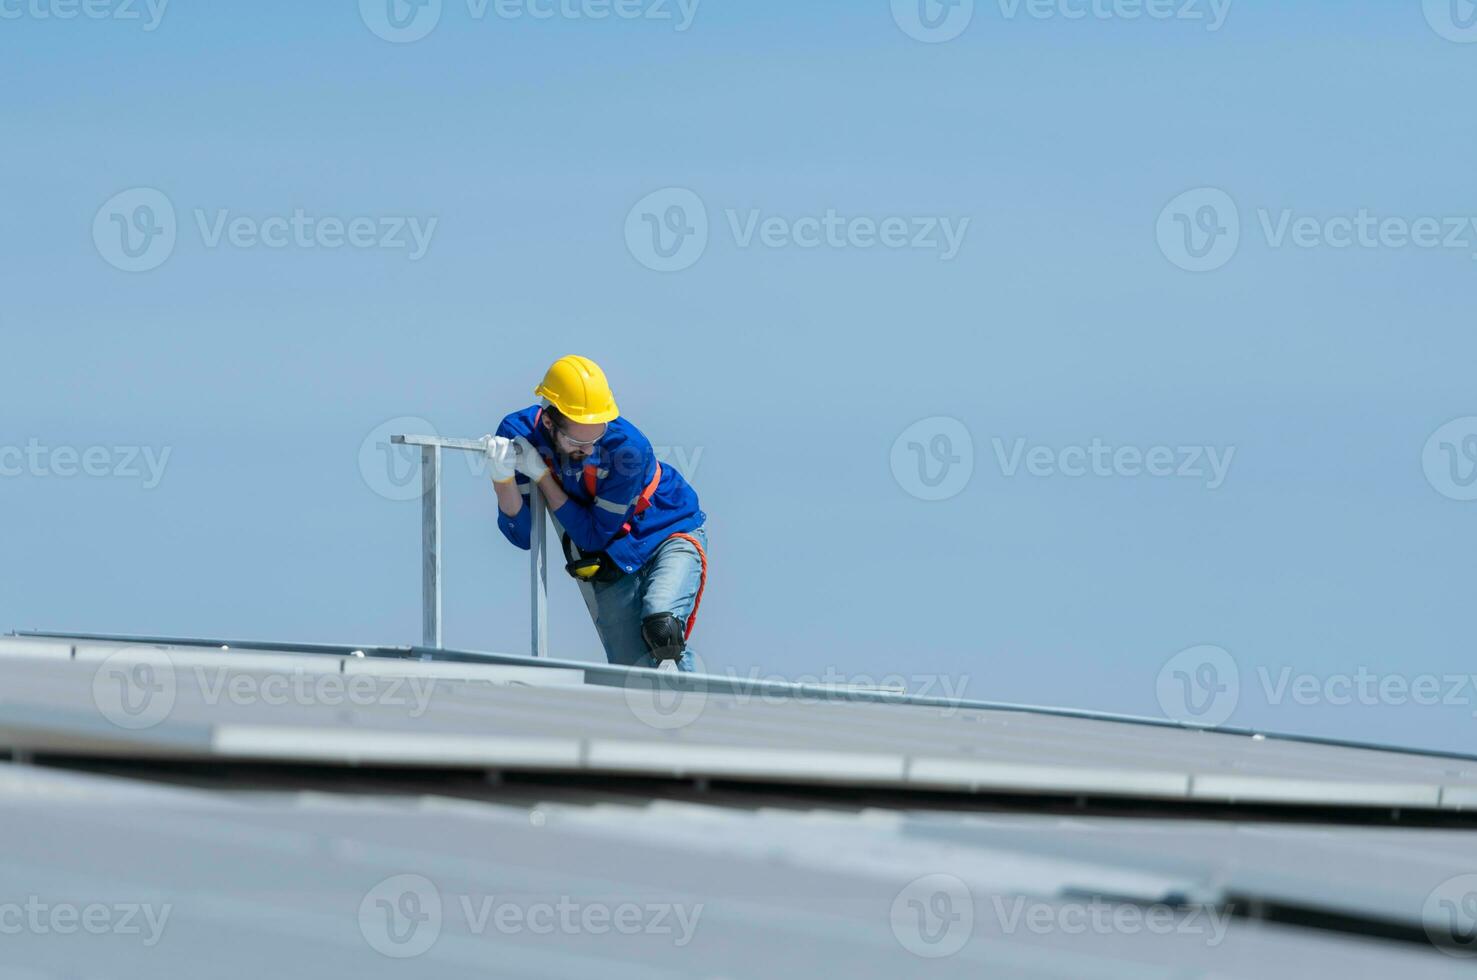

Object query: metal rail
[391,434,547,656]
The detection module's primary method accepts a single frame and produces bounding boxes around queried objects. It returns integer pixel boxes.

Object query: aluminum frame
[391,434,547,656]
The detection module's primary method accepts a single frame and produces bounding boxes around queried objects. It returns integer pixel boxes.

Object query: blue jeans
[586,526,707,672]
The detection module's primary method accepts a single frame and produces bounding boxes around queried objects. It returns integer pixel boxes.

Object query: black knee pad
[641,613,687,662]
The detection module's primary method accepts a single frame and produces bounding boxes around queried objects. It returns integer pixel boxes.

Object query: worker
[481,356,708,672]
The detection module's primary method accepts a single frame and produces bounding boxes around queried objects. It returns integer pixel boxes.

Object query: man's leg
[636,526,707,673]
[587,572,650,667]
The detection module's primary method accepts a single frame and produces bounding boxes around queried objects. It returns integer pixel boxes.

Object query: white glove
[513,436,550,482]
[481,435,517,483]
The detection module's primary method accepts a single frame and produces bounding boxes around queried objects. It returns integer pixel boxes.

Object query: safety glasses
[554,424,606,451]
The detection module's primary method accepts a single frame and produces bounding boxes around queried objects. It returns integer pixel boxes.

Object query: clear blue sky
[4,0,1476,754]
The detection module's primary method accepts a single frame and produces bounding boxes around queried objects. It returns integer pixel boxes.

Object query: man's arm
[535,471,568,512]
[540,455,650,553]
[494,477,523,518]
[505,439,573,517]
[487,416,537,551]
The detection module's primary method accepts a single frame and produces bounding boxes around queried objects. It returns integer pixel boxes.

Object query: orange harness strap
[595,465,705,639]
[568,450,706,640]
[584,462,662,538]
[666,531,708,641]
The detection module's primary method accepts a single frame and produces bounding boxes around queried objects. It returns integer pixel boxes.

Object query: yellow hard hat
[534,355,620,424]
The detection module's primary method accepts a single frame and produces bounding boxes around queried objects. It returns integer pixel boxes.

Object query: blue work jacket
[494,405,705,574]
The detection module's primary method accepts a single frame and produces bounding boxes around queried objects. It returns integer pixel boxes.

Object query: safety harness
[534,413,707,640]
[559,462,661,583]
